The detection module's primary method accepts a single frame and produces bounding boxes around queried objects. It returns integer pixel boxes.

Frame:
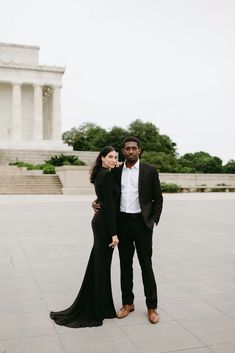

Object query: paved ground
[0,193,235,353]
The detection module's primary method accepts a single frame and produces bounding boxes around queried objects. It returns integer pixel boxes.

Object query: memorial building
[0,42,72,164]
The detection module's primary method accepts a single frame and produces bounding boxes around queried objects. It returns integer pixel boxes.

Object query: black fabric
[112,162,163,229]
[117,213,158,309]
[50,168,119,328]
[112,161,163,309]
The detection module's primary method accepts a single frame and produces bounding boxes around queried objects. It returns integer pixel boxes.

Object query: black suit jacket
[113,161,163,230]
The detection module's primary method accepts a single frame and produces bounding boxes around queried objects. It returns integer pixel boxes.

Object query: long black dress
[50,167,119,327]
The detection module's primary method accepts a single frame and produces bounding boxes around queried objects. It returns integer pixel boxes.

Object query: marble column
[51,86,61,140]
[33,84,43,140]
[11,82,22,139]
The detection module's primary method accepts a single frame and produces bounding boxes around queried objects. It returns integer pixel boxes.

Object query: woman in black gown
[50,146,119,327]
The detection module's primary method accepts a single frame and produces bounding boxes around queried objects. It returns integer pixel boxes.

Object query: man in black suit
[93,136,163,323]
[114,136,163,324]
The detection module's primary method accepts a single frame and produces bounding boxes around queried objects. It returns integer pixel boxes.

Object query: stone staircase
[0,166,63,194]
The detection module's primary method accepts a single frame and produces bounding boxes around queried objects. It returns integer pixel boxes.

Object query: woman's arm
[102,171,118,238]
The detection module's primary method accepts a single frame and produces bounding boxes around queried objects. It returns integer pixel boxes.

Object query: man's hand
[92,199,100,214]
[109,235,119,249]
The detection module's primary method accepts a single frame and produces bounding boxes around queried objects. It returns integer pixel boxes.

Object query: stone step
[0,175,58,178]
[0,175,63,195]
[0,166,43,175]
[0,191,62,194]
[0,180,61,185]
[0,177,61,182]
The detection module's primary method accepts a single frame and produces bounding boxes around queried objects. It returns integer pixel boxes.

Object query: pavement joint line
[198,296,235,321]
[1,194,235,352]
[102,319,143,353]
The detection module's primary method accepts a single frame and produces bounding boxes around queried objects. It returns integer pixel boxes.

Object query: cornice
[0,62,65,73]
[0,42,40,50]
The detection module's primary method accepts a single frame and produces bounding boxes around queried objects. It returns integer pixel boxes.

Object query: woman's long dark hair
[90,146,116,184]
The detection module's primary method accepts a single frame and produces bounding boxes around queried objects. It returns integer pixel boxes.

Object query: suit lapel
[138,161,145,192]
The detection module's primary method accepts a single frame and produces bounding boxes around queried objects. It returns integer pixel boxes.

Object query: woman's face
[102,150,118,169]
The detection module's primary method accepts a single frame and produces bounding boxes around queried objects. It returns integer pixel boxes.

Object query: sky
[1,0,235,163]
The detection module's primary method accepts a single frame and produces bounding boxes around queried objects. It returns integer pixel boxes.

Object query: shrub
[161,182,181,193]
[9,161,27,168]
[9,161,44,170]
[45,154,86,166]
[43,164,56,174]
[73,159,86,166]
[9,161,55,174]
[210,183,230,192]
[211,187,226,192]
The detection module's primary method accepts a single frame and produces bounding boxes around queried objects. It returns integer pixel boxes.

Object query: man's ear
[138,147,141,155]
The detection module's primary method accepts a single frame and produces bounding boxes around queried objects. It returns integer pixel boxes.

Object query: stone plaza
[0,192,235,353]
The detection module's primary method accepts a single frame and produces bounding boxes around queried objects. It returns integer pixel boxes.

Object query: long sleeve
[151,169,163,225]
[102,171,117,238]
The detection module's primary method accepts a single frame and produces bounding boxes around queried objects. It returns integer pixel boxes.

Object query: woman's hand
[92,199,100,214]
[109,235,119,249]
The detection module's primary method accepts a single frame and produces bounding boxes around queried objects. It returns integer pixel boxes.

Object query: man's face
[122,141,141,164]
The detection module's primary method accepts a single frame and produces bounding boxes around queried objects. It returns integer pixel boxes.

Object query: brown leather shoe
[147,309,160,324]
[117,304,135,319]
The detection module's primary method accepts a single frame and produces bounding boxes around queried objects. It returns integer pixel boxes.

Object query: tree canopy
[62,119,177,155]
[63,123,108,151]
[178,152,223,173]
[62,120,234,173]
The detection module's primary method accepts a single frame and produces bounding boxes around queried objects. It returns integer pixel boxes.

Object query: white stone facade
[0,43,39,65]
[0,42,71,151]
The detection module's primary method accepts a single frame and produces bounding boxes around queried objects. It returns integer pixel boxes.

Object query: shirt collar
[123,159,140,170]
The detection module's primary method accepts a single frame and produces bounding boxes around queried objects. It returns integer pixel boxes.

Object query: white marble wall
[0,42,39,65]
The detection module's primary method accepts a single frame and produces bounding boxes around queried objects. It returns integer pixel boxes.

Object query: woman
[50,146,119,327]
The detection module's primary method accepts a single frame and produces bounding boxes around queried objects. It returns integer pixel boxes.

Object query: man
[93,136,163,324]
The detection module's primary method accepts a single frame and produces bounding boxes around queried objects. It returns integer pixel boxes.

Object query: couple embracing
[50,136,163,327]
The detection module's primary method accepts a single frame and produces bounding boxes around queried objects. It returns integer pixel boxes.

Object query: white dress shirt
[120,159,141,213]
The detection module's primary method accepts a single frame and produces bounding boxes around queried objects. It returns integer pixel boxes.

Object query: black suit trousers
[117,212,158,309]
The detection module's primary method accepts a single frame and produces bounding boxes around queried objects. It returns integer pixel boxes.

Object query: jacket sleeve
[151,168,163,226]
[102,171,117,238]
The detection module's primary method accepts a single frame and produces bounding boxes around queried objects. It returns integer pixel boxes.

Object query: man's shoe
[117,304,135,319]
[147,309,160,324]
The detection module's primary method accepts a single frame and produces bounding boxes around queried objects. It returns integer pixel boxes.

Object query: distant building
[0,42,73,164]
[0,42,71,151]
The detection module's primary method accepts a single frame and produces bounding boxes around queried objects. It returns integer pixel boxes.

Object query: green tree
[62,127,83,149]
[128,119,177,155]
[178,152,223,173]
[62,123,108,151]
[62,119,177,157]
[62,120,231,174]
[141,151,181,172]
[106,126,129,152]
[159,134,177,155]
[223,159,235,173]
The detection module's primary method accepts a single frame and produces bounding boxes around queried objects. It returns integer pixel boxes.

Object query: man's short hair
[122,136,141,148]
